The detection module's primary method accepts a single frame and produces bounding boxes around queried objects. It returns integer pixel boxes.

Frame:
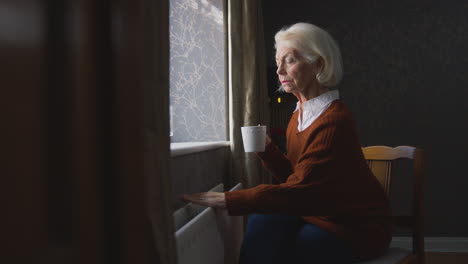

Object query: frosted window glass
[169,0,226,142]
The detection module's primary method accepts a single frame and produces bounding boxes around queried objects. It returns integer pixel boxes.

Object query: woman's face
[275,46,319,94]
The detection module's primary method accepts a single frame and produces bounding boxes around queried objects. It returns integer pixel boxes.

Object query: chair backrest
[362,146,425,263]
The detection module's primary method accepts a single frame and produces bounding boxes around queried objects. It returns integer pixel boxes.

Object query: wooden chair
[357,146,425,264]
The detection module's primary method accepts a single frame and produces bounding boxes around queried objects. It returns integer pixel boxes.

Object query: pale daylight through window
[169,0,226,142]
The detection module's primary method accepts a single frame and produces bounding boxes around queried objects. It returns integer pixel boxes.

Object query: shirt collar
[294,90,340,115]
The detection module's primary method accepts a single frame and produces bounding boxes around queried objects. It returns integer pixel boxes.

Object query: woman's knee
[240,214,301,264]
[245,214,299,234]
[293,224,356,263]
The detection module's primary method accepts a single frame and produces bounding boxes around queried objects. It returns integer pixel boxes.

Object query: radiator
[174,183,244,264]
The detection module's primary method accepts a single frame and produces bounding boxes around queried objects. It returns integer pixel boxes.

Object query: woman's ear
[313,57,324,75]
[313,57,325,82]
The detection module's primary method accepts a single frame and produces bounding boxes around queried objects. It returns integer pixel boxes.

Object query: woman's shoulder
[322,99,354,121]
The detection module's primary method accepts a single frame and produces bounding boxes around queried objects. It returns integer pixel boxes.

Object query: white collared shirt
[294,90,340,132]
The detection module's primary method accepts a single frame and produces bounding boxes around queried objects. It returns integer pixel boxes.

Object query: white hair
[275,23,343,88]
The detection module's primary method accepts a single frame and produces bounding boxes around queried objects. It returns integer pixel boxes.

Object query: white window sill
[170,141,230,157]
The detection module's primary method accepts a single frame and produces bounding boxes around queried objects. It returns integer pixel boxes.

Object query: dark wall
[263,0,468,237]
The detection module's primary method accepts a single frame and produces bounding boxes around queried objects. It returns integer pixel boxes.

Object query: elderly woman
[182,23,392,263]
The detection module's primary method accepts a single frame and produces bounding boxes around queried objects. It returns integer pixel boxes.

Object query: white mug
[241,125,267,152]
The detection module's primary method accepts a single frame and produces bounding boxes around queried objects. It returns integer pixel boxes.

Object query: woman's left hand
[180,192,226,209]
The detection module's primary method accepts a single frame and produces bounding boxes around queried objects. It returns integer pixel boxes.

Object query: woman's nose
[276,64,285,75]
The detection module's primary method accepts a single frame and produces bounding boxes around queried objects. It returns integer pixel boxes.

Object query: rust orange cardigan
[225,100,392,261]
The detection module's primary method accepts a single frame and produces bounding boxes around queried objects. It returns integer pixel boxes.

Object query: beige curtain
[228,0,270,188]
[145,0,177,263]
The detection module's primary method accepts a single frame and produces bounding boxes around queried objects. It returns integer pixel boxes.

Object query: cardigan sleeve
[255,142,292,183]
[225,112,374,216]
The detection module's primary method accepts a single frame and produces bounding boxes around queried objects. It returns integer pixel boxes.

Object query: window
[169,0,226,143]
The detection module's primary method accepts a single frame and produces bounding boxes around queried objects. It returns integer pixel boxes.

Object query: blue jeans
[239,214,357,264]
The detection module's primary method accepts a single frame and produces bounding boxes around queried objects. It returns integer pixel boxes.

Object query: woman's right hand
[255,134,272,155]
